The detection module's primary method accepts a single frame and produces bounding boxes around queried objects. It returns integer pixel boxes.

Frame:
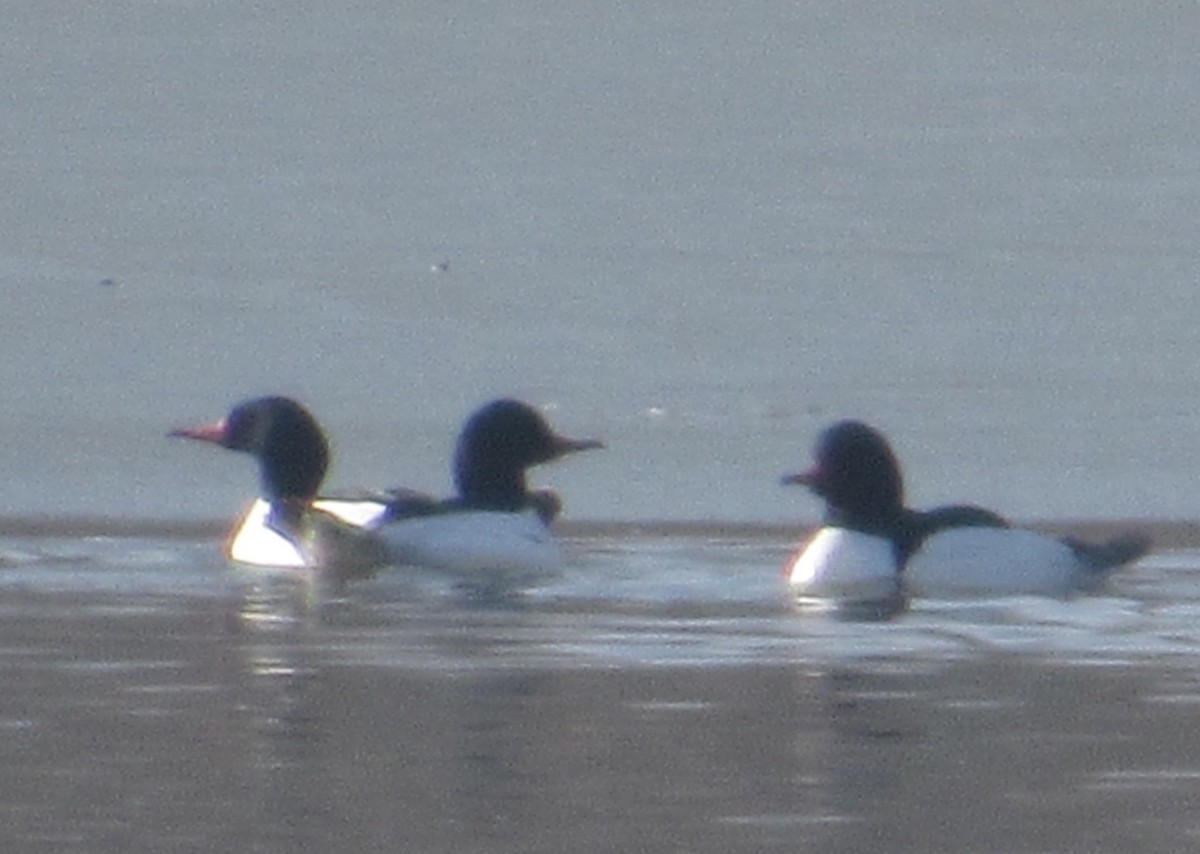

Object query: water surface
[2,1,1198,524]
[3,2,1200,850]
[0,527,1198,852]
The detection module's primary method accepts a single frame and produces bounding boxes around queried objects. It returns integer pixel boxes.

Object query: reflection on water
[0,534,1199,851]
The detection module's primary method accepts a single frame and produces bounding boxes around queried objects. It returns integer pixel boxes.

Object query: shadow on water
[795,593,910,624]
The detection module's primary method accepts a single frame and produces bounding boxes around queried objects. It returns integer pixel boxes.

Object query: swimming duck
[169,396,390,575]
[782,420,1149,600]
[171,396,601,577]
[374,398,603,575]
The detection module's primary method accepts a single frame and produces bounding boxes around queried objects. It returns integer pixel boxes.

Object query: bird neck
[257,431,327,504]
[456,464,530,512]
[826,500,905,539]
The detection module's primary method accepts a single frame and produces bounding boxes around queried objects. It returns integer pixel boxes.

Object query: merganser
[782,420,1150,600]
[374,398,603,575]
[169,396,390,575]
[171,396,602,578]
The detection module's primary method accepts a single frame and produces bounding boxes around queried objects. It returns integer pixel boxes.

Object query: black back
[894,504,1009,566]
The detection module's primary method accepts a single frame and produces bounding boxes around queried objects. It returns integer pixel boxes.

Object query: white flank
[905,528,1079,598]
[375,510,563,576]
[312,497,390,528]
[224,499,562,577]
[785,528,899,600]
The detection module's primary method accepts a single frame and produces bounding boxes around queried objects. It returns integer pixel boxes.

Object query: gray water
[3,1,1198,523]
[1,532,1200,852]
[4,3,1200,851]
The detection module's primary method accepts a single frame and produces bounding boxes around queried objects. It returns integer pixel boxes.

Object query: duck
[171,396,602,577]
[781,420,1150,600]
[373,398,603,576]
[168,396,391,576]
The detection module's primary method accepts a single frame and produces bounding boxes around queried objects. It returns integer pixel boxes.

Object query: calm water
[4,2,1200,851]
[0,530,1199,852]
[2,1,1198,523]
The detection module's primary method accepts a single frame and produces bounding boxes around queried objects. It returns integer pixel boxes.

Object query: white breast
[225,500,307,569]
[225,498,394,570]
[784,527,899,600]
[904,527,1080,598]
[374,510,564,576]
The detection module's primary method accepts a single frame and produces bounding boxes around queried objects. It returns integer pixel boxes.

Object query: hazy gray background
[3,1,1197,522]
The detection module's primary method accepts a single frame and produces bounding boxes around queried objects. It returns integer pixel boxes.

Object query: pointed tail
[1064,531,1152,573]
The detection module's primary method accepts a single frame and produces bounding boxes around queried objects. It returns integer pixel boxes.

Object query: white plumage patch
[905,528,1080,598]
[224,499,563,578]
[374,510,563,576]
[312,497,390,528]
[225,500,307,569]
[225,498,391,571]
[786,525,1101,601]
[785,527,899,600]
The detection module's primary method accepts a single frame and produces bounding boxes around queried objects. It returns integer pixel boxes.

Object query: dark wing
[918,504,1010,533]
[381,487,451,520]
[1061,531,1151,573]
[893,504,1010,570]
[383,487,564,524]
[319,487,398,503]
